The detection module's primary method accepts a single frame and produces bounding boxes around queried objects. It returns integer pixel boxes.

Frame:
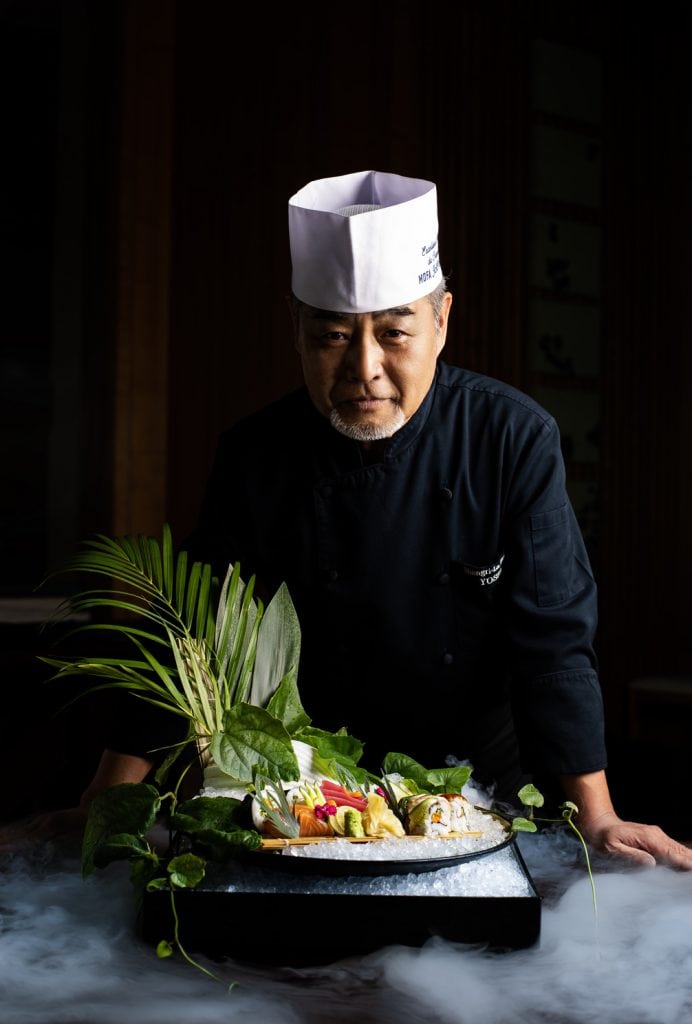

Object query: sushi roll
[443,793,471,833]
[403,794,452,836]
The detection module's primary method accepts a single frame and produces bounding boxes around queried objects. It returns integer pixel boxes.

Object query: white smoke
[2,831,692,1023]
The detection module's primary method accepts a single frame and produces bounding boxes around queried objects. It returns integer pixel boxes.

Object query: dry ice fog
[2,819,692,1023]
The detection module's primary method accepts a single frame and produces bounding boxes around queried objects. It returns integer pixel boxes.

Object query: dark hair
[428,278,449,329]
[290,276,450,331]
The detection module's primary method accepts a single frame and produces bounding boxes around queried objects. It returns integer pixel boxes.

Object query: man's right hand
[0,807,88,852]
[0,749,155,854]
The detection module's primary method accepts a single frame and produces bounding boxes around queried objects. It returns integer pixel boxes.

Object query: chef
[3,170,691,868]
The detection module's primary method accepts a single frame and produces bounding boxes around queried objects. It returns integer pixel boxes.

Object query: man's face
[294,291,452,442]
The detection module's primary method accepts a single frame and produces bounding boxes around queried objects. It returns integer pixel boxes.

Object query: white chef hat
[288,169,442,313]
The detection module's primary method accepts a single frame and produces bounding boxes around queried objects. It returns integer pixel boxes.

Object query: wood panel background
[165,0,531,543]
[68,0,692,739]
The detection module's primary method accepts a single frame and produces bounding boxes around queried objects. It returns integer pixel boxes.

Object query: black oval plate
[246,810,515,878]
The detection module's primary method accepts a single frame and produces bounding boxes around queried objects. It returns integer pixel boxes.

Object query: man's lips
[335,397,395,417]
[336,396,394,411]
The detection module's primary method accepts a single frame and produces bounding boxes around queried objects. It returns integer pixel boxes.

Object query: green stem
[533,813,598,920]
[168,888,236,990]
[564,816,598,918]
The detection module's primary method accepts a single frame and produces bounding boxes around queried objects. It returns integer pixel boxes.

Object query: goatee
[329,405,407,442]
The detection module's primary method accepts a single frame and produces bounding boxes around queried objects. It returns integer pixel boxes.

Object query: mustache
[335,391,397,402]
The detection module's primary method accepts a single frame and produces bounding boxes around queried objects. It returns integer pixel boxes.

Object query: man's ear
[436,291,453,355]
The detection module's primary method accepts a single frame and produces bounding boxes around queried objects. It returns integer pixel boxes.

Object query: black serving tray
[140,841,541,965]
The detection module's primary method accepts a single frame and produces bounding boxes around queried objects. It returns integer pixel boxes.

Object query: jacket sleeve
[500,415,607,776]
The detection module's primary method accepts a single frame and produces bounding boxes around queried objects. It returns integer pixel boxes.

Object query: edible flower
[314,802,337,820]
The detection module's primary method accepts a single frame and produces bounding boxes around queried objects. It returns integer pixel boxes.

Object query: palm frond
[195,562,214,646]
[162,523,174,602]
[167,631,210,733]
[215,565,262,708]
[184,561,202,632]
[41,525,305,777]
[174,547,188,617]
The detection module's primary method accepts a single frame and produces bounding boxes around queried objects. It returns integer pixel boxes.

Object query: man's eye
[321,331,348,343]
[382,329,405,340]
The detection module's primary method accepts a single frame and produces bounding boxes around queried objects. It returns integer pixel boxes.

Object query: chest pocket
[449,556,504,654]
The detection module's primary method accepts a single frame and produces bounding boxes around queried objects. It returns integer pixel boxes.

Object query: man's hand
[578,809,692,870]
[0,749,154,855]
[0,807,88,852]
[559,768,692,870]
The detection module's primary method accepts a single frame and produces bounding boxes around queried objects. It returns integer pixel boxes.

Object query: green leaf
[161,523,174,601]
[173,547,188,616]
[210,703,299,784]
[296,726,363,767]
[184,561,201,632]
[52,621,169,649]
[166,629,209,733]
[184,826,262,861]
[131,856,162,892]
[167,853,206,889]
[518,783,545,808]
[171,797,263,861]
[82,783,161,877]
[195,562,213,641]
[146,876,170,892]
[92,832,151,869]
[171,796,244,833]
[377,755,474,798]
[129,635,188,705]
[253,770,300,838]
[381,752,433,788]
[154,739,191,787]
[511,816,538,833]
[232,621,260,706]
[332,761,374,789]
[248,582,301,709]
[560,800,579,821]
[215,564,247,680]
[219,570,262,707]
[266,672,311,733]
[147,535,164,594]
[156,939,174,958]
[425,765,473,793]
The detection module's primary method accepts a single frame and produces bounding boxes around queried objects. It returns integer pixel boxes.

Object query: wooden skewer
[259,831,484,849]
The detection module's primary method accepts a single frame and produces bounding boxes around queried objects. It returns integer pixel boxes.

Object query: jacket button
[440,487,453,502]
[442,652,454,666]
[438,571,450,585]
[325,568,339,582]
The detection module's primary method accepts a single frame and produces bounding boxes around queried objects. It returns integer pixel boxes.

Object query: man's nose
[344,332,382,381]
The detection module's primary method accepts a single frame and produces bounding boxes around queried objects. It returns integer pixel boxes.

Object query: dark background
[1,0,691,835]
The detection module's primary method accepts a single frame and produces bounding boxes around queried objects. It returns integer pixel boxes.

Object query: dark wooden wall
[599,13,692,713]
[164,1,531,542]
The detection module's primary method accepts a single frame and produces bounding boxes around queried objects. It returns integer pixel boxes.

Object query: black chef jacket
[170,361,607,794]
[109,362,607,800]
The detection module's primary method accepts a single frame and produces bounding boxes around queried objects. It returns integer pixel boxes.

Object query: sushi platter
[60,546,544,968]
[141,758,543,961]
